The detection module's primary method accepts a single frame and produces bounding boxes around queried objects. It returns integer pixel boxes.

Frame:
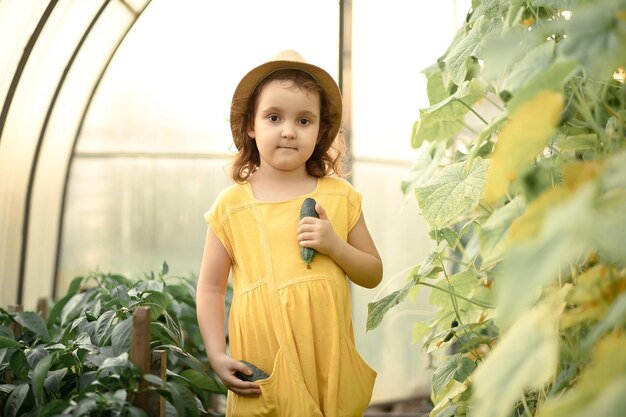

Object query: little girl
[196,50,383,417]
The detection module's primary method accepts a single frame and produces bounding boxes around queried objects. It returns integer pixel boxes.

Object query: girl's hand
[210,354,261,397]
[297,203,339,255]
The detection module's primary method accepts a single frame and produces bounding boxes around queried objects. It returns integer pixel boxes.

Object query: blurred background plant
[368,0,626,416]
[0,263,232,417]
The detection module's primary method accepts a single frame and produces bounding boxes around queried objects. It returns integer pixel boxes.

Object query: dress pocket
[230,349,323,417]
[337,336,377,416]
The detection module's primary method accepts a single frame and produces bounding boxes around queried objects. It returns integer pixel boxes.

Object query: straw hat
[230,50,343,141]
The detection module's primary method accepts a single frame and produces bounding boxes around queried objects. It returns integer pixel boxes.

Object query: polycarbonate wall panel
[0,0,148,309]
[349,0,472,401]
[352,0,471,162]
[0,1,107,308]
[24,2,140,306]
[59,157,231,289]
[351,161,436,402]
[78,0,341,155]
[0,1,48,101]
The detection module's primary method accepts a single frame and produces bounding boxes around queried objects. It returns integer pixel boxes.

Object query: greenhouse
[1,0,625,416]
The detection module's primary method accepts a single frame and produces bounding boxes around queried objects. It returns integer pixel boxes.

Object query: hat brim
[230,59,343,141]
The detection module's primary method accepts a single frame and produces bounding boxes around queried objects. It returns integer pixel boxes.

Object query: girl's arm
[297,204,383,288]
[196,227,260,397]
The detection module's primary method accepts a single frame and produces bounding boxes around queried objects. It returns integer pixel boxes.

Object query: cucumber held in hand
[300,197,319,269]
[235,360,269,382]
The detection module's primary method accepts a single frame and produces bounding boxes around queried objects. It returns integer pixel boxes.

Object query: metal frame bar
[0,0,59,144]
[52,0,153,297]
[339,0,353,179]
[17,0,113,304]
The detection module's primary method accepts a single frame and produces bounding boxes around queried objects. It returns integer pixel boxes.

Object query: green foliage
[368,1,626,416]
[0,263,228,416]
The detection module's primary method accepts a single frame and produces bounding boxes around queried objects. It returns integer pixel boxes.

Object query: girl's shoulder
[319,176,360,199]
[209,182,254,214]
[319,175,356,191]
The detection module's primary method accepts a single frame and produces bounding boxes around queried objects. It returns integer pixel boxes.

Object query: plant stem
[573,90,609,147]
[484,93,504,111]
[454,98,489,125]
[520,394,533,417]
[438,256,463,325]
[415,281,494,309]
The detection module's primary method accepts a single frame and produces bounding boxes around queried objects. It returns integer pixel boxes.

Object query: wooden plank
[149,349,167,417]
[130,306,151,411]
[37,297,48,320]
[8,304,23,337]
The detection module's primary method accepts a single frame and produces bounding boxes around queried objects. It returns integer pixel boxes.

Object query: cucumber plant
[367,1,626,416]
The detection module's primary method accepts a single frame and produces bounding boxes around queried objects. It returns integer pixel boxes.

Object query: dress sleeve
[203,189,235,260]
[346,182,363,232]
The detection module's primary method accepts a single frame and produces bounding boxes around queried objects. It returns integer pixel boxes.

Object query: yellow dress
[205,176,377,417]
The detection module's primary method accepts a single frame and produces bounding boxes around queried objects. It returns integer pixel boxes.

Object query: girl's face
[248,79,321,176]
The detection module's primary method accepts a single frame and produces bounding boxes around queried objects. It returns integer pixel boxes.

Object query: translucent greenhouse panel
[58,157,232,290]
[0,1,49,104]
[77,0,340,155]
[0,1,107,308]
[24,2,142,307]
[351,161,437,402]
[351,0,471,162]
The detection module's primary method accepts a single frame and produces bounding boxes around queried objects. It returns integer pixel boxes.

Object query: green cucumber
[235,360,269,382]
[300,198,319,269]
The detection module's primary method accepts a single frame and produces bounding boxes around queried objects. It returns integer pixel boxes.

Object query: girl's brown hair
[230,69,347,183]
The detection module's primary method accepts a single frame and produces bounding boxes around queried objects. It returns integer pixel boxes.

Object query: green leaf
[481,26,543,82]
[99,352,130,370]
[557,0,626,81]
[478,197,525,266]
[32,353,53,407]
[402,142,446,192]
[179,368,222,393]
[557,133,598,152]
[442,15,503,85]
[144,373,166,388]
[540,334,626,417]
[60,293,84,326]
[111,317,132,356]
[4,384,29,417]
[423,64,450,105]
[500,42,556,96]
[412,79,485,147]
[415,158,489,228]
[412,321,432,345]
[166,381,199,417]
[506,59,580,113]
[429,271,480,309]
[38,399,70,417]
[582,291,626,351]
[367,280,415,331]
[14,312,49,340]
[0,336,22,349]
[9,349,30,380]
[94,310,115,345]
[139,290,168,320]
[44,368,68,394]
[472,287,568,417]
[432,354,476,396]
[496,186,591,328]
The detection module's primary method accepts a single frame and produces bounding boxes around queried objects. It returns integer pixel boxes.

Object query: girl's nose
[281,124,296,139]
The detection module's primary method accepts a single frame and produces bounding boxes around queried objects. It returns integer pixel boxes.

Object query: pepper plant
[367,0,626,416]
[0,263,228,417]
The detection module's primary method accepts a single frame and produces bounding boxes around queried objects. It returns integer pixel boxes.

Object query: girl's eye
[268,115,280,122]
[299,118,311,126]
